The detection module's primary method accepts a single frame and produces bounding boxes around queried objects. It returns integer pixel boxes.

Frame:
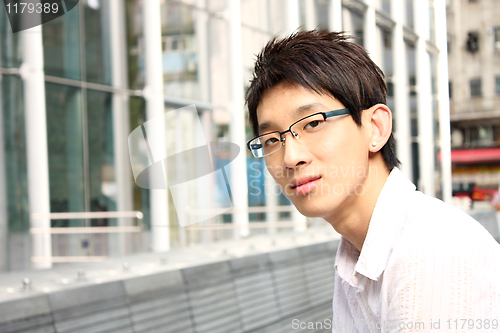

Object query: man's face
[256,83,372,220]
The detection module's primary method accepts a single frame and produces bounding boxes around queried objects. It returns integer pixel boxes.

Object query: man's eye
[265,137,279,145]
[304,120,322,130]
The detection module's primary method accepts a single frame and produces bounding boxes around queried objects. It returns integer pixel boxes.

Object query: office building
[0,0,450,271]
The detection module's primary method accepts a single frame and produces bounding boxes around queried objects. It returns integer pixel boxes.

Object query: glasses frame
[247,107,351,158]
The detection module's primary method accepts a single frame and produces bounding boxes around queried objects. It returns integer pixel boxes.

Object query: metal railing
[30,211,143,263]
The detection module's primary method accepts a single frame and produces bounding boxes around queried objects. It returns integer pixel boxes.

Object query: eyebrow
[258,102,325,134]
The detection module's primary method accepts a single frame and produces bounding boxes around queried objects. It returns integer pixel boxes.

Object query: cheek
[266,164,287,185]
[315,128,364,159]
[312,128,369,177]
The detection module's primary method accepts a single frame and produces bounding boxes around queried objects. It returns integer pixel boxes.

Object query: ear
[366,104,392,153]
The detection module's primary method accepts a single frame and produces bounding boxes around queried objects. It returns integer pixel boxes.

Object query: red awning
[442,148,500,164]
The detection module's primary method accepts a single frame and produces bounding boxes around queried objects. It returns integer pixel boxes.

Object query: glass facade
[42,4,81,80]
[0,0,448,272]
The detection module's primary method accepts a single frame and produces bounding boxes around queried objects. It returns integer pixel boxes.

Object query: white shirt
[332,167,500,333]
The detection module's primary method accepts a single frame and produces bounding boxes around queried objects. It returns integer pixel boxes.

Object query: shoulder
[400,192,497,251]
[386,192,500,277]
[379,191,500,319]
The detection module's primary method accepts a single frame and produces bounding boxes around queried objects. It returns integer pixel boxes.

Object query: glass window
[429,1,435,43]
[315,0,330,30]
[381,0,391,15]
[466,31,479,53]
[430,53,437,95]
[406,42,417,96]
[42,4,81,80]
[387,81,394,97]
[0,12,22,68]
[2,75,29,239]
[469,126,479,145]
[451,128,465,148]
[87,90,116,216]
[411,141,420,189]
[46,83,85,224]
[496,75,500,95]
[161,2,200,100]
[382,29,393,77]
[84,1,112,85]
[470,78,482,97]
[343,9,364,46]
[494,125,500,146]
[470,125,493,146]
[495,27,500,47]
[208,16,230,107]
[125,0,144,90]
[129,96,151,230]
[405,0,414,29]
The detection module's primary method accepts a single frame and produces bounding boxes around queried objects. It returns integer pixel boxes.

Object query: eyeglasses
[247,108,350,158]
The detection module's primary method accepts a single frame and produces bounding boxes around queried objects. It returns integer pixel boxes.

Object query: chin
[292,191,350,218]
[289,195,332,218]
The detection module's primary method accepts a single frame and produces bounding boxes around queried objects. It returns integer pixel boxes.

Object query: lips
[290,175,321,195]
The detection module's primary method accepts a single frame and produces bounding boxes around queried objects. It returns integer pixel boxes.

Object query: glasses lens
[249,132,281,158]
[291,113,327,141]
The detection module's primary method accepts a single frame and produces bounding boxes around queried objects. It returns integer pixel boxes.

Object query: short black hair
[245,29,400,170]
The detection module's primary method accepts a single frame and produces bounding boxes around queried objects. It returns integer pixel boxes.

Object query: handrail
[31,256,108,263]
[30,211,143,220]
[30,226,142,234]
[185,222,300,230]
[185,205,296,215]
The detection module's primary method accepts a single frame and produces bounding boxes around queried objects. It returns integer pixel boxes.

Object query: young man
[245,30,500,332]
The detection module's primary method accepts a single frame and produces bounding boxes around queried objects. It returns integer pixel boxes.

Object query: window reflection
[0,15,22,68]
[84,2,112,85]
[46,82,85,226]
[43,4,81,80]
[161,2,199,100]
[2,75,28,238]
[87,90,116,219]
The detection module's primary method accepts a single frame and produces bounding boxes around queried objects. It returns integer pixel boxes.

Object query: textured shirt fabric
[332,167,500,333]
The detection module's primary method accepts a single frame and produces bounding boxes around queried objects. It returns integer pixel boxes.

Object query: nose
[281,131,310,170]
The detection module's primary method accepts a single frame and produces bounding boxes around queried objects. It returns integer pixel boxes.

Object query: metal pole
[20,25,52,269]
[143,0,170,251]
[228,0,250,238]
[265,168,278,235]
[108,0,134,255]
[0,73,8,272]
[195,0,213,244]
[305,0,316,30]
[285,0,299,36]
[329,0,343,32]
[283,0,307,232]
[363,0,379,65]
[435,0,452,203]
[392,0,412,179]
[415,0,435,196]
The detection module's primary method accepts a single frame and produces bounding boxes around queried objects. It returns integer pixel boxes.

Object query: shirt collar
[335,167,416,283]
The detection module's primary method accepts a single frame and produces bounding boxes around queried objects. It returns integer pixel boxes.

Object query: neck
[324,158,390,252]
